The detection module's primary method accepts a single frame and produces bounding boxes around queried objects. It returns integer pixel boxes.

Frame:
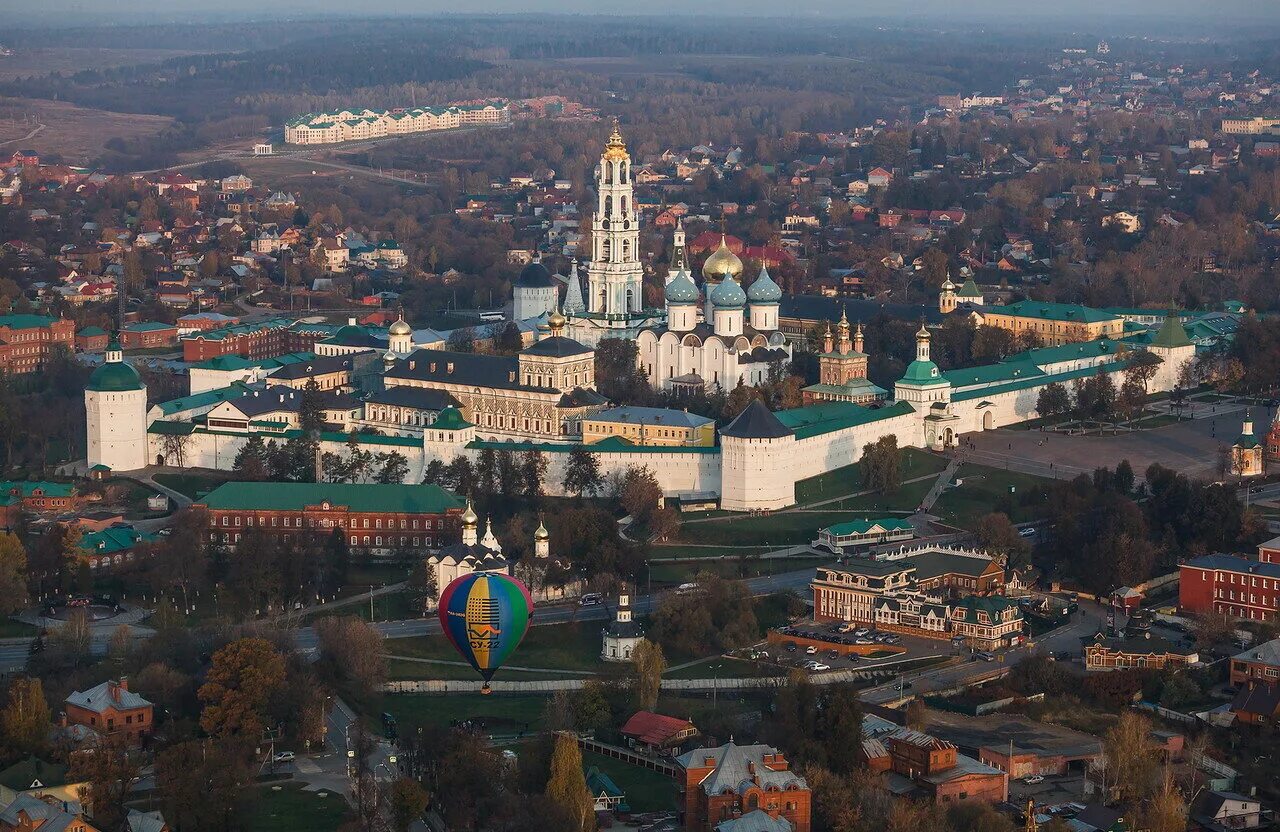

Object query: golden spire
[837,305,850,333]
[603,118,629,161]
[462,499,478,527]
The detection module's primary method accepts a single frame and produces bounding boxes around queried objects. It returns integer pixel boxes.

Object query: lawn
[663,656,784,680]
[386,659,571,682]
[648,545,772,560]
[308,590,418,623]
[929,464,1053,528]
[677,510,883,547]
[152,470,235,500]
[0,619,37,638]
[581,751,677,812]
[830,478,933,513]
[649,556,830,585]
[793,448,945,505]
[384,693,550,732]
[387,620,607,671]
[246,784,352,832]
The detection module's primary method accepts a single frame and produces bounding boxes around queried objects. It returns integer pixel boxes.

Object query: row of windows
[1215,589,1279,607]
[218,514,445,530]
[213,531,436,548]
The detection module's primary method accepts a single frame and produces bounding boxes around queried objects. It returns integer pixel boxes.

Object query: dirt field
[0,98,173,165]
[0,47,211,81]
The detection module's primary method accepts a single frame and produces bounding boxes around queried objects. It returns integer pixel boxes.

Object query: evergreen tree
[1,677,50,755]
[299,379,326,435]
[422,459,447,486]
[376,451,410,484]
[564,447,602,496]
[233,435,269,481]
[521,449,547,498]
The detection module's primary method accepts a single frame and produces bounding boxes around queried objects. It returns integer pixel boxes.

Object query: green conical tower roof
[1150,312,1192,348]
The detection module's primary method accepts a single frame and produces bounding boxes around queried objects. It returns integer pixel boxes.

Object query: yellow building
[582,406,715,447]
[1221,117,1280,135]
[979,301,1124,347]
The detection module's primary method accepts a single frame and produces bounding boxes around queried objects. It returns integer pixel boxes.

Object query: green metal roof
[899,358,947,386]
[465,439,718,455]
[0,480,74,498]
[956,277,983,298]
[0,314,58,331]
[197,481,463,514]
[155,383,251,415]
[774,400,915,440]
[122,321,175,333]
[1149,313,1193,348]
[79,525,157,555]
[192,355,256,371]
[1005,338,1126,367]
[87,360,143,392]
[950,355,1144,403]
[433,406,472,430]
[77,326,107,337]
[944,360,1043,388]
[824,517,914,536]
[988,300,1121,324]
[0,757,69,792]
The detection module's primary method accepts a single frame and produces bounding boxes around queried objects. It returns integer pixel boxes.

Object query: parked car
[273,751,296,764]
[784,642,797,652]
[892,680,913,691]
[976,652,996,662]
[809,663,831,671]
[805,645,818,655]
[1018,526,1037,538]
[579,593,602,607]
[1023,775,1044,785]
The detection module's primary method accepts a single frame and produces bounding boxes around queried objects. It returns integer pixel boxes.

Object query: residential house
[63,679,154,746]
[1230,638,1280,686]
[0,794,99,832]
[1230,683,1280,727]
[0,758,85,808]
[1191,791,1270,832]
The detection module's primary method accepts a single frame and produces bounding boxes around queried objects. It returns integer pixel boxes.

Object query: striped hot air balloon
[438,572,534,694]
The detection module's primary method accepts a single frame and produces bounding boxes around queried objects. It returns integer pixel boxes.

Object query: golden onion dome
[602,119,630,162]
[462,499,478,526]
[548,306,567,331]
[702,235,743,280]
[535,519,549,541]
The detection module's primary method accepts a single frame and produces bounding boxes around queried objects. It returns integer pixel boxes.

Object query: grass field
[385,693,549,732]
[581,751,677,812]
[930,464,1052,528]
[793,449,946,505]
[0,96,174,165]
[648,545,772,560]
[246,784,351,832]
[649,556,830,585]
[388,620,607,671]
[152,470,235,499]
[677,509,885,546]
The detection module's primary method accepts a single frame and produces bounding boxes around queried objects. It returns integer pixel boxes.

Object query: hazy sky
[13,0,1280,25]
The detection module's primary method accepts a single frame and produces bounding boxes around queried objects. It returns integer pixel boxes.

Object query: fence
[576,736,677,778]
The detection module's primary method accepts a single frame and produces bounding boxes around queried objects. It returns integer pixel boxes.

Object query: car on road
[976,652,996,662]
[805,645,818,655]
[1018,526,1037,538]
[855,638,874,645]
[784,642,797,652]
[808,662,831,671]
[273,751,296,764]
[892,680,913,691]
[847,653,861,663]
[578,593,602,607]
[1022,775,1044,785]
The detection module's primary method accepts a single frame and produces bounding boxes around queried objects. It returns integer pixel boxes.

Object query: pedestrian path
[385,654,600,676]
[918,457,962,513]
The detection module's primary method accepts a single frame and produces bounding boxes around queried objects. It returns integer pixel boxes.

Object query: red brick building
[119,322,178,350]
[63,679,153,747]
[1084,633,1199,672]
[1229,638,1280,687]
[1179,539,1280,623]
[0,315,74,374]
[860,729,1008,805]
[181,318,331,362]
[675,743,810,832]
[0,481,79,529]
[75,327,110,352]
[198,481,464,556]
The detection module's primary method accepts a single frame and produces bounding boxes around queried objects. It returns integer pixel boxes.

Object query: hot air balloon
[438,572,534,694]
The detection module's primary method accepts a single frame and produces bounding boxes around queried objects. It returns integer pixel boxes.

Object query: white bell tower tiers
[587,120,644,321]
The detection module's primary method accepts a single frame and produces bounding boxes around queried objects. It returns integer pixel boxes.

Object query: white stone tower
[587,120,644,321]
[668,217,688,279]
[85,340,148,472]
[719,399,796,511]
[893,324,951,406]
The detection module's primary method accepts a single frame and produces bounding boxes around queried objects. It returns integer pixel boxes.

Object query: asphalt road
[291,564,820,651]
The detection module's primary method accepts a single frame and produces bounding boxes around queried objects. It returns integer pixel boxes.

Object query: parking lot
[754,619,979,676]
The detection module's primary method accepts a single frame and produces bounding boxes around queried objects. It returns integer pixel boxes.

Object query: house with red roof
[867,167,893,187]
[620,711,699,756]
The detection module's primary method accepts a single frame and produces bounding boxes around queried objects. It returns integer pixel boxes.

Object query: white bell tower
[587,120,644,320]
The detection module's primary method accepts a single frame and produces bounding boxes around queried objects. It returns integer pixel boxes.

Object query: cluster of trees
[649,572,760,656]
[1042,461,1264,592]
[1034,357,1161,424]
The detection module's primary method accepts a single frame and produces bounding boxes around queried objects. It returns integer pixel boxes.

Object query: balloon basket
[480,683,492,695]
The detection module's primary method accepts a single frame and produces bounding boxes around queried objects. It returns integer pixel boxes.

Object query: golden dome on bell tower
[602,118,630,162]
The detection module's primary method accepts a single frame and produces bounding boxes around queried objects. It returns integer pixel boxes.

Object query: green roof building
[86,342,144,393]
